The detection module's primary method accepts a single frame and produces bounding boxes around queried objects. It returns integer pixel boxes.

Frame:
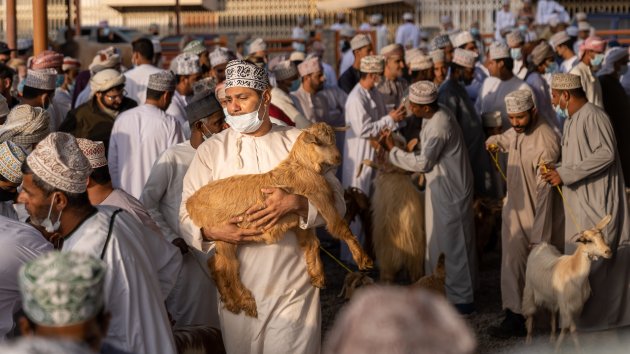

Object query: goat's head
[572,214,613,261]
[293,123,340,173]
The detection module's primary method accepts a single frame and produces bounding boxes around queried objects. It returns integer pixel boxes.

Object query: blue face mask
[518,24,528,33]
[470,28,480,37]
[510,48,523,61]
[290,79,301,92]
[591,53,605,67]
[553,95,569,121]
[545,62,559,74]
[55,74,64,88]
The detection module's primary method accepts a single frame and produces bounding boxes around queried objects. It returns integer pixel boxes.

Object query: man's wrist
[200,227,213,241]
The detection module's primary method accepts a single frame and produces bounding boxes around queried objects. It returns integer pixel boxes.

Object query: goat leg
[296,228,325,289]
[550,311,557,343]
[555,327,566,353]
[569,322,581,354]
[525,315,534,345]
[303,184,373,270]
[212,242,258,318]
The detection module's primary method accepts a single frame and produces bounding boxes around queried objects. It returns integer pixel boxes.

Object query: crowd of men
[0,0,629,353]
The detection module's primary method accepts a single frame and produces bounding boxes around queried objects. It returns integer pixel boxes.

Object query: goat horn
[333,126,349,132]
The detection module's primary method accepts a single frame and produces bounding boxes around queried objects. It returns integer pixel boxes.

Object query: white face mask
[225,96,264,134]
[41,195,62,233]
[201,122,214,141]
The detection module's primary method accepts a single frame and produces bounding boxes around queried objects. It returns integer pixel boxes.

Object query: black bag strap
[100,209,123,260]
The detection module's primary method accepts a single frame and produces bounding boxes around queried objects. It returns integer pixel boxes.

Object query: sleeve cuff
[299,199,319,229]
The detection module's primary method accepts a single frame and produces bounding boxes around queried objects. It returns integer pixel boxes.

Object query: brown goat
[186,123,373,318]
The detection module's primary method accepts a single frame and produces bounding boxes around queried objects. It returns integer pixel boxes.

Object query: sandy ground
[318,237,630,354]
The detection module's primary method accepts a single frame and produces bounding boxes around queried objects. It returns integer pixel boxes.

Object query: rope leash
[319,245,353,274]
[539,161,582,231]
[487,145,507,181]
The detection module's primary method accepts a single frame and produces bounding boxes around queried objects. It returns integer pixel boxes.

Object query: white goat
[522,215,613,351]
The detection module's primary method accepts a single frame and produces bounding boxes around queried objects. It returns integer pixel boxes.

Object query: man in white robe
[376,44,408,112]
[506,31,527,80]
[495,0,516,41]
[549,31,578,73]
[569,36,604,107]
[341,55,406,262]
[0,216,52,339]
[269,60,309,127]
[109,71,184,199]
[141,89,226,328]
[78,138,181,300]
[384,81,477,314]
[166,53,203,139]
[476,42,533,131]
[18,133,177,354]
[543,74,630,331]
[179,60,345,354]
[123,38,162,106]
[486,90,564,338]
[395,12,419,49]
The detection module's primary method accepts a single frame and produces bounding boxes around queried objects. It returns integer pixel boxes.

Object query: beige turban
[0,104,50,149]
[90,69,125,95]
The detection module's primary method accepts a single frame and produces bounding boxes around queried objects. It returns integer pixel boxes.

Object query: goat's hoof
[311,276,326,289]
[356,255,374,270]
[243,304,258,318]
[525,336,532,345]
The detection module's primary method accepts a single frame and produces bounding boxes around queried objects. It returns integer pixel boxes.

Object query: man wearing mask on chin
[18,132,178,354]
[569,36,605,108]
[142,88,226,329]
[0,141,27,219]
[179,59,345,354]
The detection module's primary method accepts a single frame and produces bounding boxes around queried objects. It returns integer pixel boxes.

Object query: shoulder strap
[100,209,124,260]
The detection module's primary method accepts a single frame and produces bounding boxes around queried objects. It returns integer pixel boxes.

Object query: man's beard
[99,97,122,117]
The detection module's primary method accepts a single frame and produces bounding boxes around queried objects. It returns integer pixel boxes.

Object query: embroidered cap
[360,55,385,73]
[147,70,176,92]
[550,73,582,90]
[452,48,477,69]
[209,47,233,68]
[429,49,445,64]
[76,138,108,169]
[273,60,299,81]
[505,89,535,114]
[408,81,438,105]
[450,31,474,48]
[183,39,207,56]
[506,30,524,47]
[488,42,510,60]
[61,57,80,72]
[185,90,223,124]
[19,251,106,326]
[431,34,451,50]
[26,132,92,193]
[350,34,372,51]
[169,52,202,75]
[0,141,27,183]
[24,69,57,91]
[297,57,321,77]
[379,44,404,58]
[531,41,554,66]
[224,59,270,91]
[409,54,433,71]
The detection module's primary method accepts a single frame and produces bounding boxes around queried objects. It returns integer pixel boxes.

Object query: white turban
[90,69,125,96]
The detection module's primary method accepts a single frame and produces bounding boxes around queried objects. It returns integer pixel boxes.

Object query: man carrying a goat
[542,73,630,331]
[485,89,564,339]
[381,80,477,315]
[178,59,344,354]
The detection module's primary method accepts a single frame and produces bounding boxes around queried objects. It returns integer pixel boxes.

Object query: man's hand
[246,188,308,231]
[388,105,406,122]
[541,168,563,187]
[486,143,499,153]
[380,129,395,152]
[201,217,262,244]
[171,238,189,255]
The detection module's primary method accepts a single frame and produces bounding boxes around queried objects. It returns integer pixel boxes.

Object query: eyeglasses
[104,89,126,102]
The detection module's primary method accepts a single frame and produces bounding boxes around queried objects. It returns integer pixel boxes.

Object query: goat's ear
[595,214,612,231]
[572,233,590,244]
[302,132,320,145]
